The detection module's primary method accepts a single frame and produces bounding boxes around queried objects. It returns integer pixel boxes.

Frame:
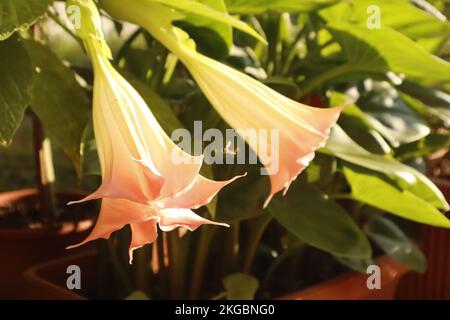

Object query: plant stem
[189,227,213,299]
[157,234,169,298]
[47,9,84,49]
[133,245,151,295]
[32,115,58,224]
[242,214,273,274]
[168,232,183,299]
[297,63,352,96]
[32,25,58,224]
[266,14,281,76]
[106,239,134,294]
[116,29,141,60]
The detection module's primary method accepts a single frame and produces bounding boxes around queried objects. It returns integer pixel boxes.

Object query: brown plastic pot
[0,189,94,299]
[396,178,450,299]
[277,256,410,300]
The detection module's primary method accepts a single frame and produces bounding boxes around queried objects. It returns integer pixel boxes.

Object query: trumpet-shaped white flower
[101,0,343,207]
[67,0,239,261]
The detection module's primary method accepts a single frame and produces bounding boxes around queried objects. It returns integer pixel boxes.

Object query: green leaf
[323,125,449,210]
[335,256,374,273]
[217,163,269,223]
[175,0,232,58]
[396,133,450,160]
[400,81,450,127]
[306,153,337,188]
[225,0,339,14]
[343,164,450,228]
[223,273,259,300]
[0,0,54,41]
[120,70,185,134]
[364,214,427,273]
[0,36,33,146]
[327,22,450,90]
[154,0,266,44]
[321,0,450,52]
[331,91,391,154]
[357,82,431,146]
[24,40,90,177]
[268,181,372,258]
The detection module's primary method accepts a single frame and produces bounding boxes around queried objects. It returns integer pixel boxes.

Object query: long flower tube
[66,0,239,261]
[100,0,344,207]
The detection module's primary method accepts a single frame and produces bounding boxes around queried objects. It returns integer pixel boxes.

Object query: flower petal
[129,218,159,263]
[158,208,229,232]
[67,198,154,249]
[160,174,245,210]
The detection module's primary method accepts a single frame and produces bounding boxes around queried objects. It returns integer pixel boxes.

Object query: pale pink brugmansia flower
[66,0,239,261]
[100,0,344,207]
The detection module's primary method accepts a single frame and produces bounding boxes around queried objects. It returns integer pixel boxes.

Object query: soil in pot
[0,188,95,299]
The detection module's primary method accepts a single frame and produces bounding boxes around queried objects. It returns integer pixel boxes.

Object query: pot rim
[0,188,94,238]
[276,255,410,300]
[24,250,96,300]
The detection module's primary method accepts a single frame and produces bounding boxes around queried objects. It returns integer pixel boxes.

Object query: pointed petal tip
[216,222,230,228]
[263,193,274,209]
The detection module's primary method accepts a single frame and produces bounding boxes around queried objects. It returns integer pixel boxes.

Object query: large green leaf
[364,214,427,272]
[153,0,266,43]
[321,0,450,52]
[225,0,339,14]
[0,37,33,146]
[176,0,233,58]
[24,41,90,176]
[357,82,431,147]
[268,181,372,258]
[223,273,259,300]
[331,91,391,154]
[327,22,450,90]
[343,164,450,228]
[400,81,450,127]
[323,125,449,210]
[0,0,54,40]
[216,163,269,223]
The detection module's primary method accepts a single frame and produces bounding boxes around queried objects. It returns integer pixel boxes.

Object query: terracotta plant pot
[396,178,450,299]
[277,256,410,300]
[0,189,94,299]
[24,250,97,300]
[26,251,408,300]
